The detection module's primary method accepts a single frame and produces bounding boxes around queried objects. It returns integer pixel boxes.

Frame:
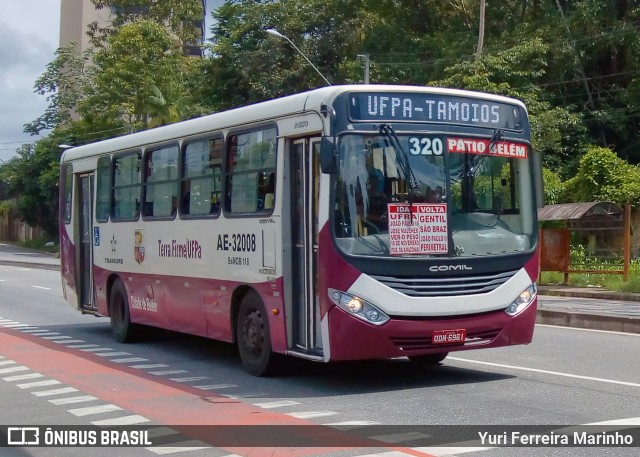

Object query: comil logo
[429,264,472,272]
[7,427,40,445]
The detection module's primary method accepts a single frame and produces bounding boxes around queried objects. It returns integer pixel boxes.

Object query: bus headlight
[329,289,390,326]
[505,283,537,317]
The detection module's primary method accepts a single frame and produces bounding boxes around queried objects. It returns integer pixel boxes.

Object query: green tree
[0,139,62,237]
[23,43,92,136]
[89,0,205,47]
[80,20,189,132]
[566,146,640,205]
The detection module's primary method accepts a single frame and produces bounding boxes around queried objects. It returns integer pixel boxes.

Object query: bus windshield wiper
[378,124,419,190]
[469,128,504,176]
[488,128,504,153]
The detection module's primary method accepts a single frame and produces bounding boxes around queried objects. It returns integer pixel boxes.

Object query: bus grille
[370,269,519,297]
[390,329,500,352]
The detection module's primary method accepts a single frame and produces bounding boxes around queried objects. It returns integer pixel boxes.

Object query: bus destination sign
[349,92,522,130]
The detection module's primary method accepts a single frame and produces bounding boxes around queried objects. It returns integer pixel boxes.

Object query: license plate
[432,329,467,344]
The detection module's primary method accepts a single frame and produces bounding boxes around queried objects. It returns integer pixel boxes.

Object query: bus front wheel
[236,292,275,376]
[109,279,137,343]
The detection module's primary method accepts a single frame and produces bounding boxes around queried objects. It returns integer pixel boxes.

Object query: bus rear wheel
[109,279,137,343]
[236,292,275,376]
[408,352,449,365]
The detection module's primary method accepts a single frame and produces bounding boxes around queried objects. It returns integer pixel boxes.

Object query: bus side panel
[524,247,539,283]
[92,264,288,351]
[325,298,537,361]
[317,224,363,319]
[93,265,110,316]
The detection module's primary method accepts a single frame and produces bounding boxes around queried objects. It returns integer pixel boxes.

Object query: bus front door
[287,138,322,356]
[77,174,95,311]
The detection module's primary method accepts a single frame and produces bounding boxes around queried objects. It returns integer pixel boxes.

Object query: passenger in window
[263,173,275,210]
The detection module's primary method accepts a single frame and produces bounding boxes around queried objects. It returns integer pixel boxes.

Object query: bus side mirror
[320,136,337,174]
[532,149,544,209]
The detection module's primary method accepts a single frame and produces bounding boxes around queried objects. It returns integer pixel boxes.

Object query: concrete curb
[0,260,60,271]
[536,309,640,334]
[538,287,640,303]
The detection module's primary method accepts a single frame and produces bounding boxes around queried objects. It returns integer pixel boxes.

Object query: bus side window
[111,151,141,221]
[225,127,277,214]
[182,137,222,217]
[143,144,178,219]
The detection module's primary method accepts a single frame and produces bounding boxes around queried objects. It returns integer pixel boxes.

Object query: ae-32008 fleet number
[217,233,257,252]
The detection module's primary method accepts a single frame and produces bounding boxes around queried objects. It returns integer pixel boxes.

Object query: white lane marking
[17,379,61,389]
[0,360,16,366]
[68,403,122,416]
[536,323,640,337]
[54,340,85,344]
[91,415,150,426]
[348,452,415,457]
[324,421,381,426]
[147,444,210,455]
[49,395,98,406]
[194,384,236,390]
[287,411,339,419]
[369,432,432,443]
[66,344,99,349]
[149,370,188,376]
[80,347,114,352]
[169,376,210,383]
[414,446,487,456]
[41,336,73,340]
[94,351,132,357]
[448,356,640,388]
[253,400,301,409]
[130,364,168,369]
[2,323,30,328]
[3,372,44,382]
[111,357,149,363]
[32,286,52,290]
[32,387,79,397]
[0,365,29,375]
[33,332,60,337]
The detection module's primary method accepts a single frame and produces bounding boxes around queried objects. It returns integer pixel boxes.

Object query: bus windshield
[333,132,536,258]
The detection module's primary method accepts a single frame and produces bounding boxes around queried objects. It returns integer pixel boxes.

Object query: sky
[0,1,221,163]
[0,0,60,163]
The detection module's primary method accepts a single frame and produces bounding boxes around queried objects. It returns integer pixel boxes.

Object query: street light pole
[265,28,331,86]
[357,54,370,84]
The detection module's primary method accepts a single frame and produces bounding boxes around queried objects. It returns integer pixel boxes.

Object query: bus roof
[61,84,526,162]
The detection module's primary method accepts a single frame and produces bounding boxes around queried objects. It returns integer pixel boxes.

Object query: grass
[540,263,640,293]
[18,237,59,254]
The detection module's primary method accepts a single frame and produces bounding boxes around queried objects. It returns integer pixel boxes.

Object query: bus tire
[236,291,275,376]
[408,352,448,365]
[109,279,137,343]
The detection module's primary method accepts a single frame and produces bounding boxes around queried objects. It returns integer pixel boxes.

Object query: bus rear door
[76,173,96,312]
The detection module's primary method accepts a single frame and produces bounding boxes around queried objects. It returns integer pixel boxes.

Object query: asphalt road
[1,265,639,457]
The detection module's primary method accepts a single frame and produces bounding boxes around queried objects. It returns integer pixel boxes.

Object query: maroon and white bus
[59,85,543,376]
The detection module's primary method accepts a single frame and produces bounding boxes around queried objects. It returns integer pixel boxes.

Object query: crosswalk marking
[49,395,98,406]
[3,372,44,382]
[32,387,79,397]
[91,415,150,426]
[17,379,61,389]
[0,365,29,375]
[68,404,122,416]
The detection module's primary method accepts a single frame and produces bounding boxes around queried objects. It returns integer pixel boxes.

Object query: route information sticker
[388,203,448,255]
